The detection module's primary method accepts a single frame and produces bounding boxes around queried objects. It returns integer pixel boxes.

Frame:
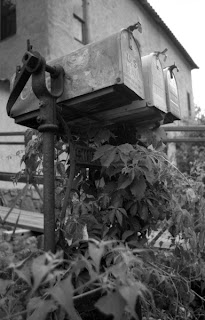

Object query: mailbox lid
[142,53,167,113]
[164,68,180,120]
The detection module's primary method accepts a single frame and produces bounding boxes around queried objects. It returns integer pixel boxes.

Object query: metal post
[38,95,58,253]
[43,130,55,252]
[6,45,64,253]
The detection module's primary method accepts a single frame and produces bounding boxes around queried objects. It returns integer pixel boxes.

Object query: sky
[148,0,204,111]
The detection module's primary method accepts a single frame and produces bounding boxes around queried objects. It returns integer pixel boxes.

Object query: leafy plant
[2,120,205,319]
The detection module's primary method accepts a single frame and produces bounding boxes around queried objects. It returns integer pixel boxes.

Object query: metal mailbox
[62,52,176,128]
[8,29,145,128]
[141,53,167,113]
[99,52,167,128]
[163,67,180,121]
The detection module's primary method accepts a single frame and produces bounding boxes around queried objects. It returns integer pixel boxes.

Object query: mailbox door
[164,68,180,119]
[120,30,144,100]
[142,53,167,113]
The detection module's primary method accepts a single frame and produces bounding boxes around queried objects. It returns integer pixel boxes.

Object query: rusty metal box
[141,53,167,113]
[95,52,167,128]
[163,67,180,121]
[10,29,145,128]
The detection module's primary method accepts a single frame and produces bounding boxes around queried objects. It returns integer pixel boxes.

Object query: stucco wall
[46,0,84,60]
[0,0,48,79]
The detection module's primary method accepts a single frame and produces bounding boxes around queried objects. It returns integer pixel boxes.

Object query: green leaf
[93,145,115,161]
[122,230,135,240]
[56,161,66,177]
[109,209,115,224]
[14,267,32,287]
[143,169,155,184]
[31,255,51,293]
[88,242,105,272]
[119,152,130,165]
[119,282,148,319]
[31,252,63,294]
[199,229,205,250]
[130,176,146,199]
[118,207,127,216]
[130,203,138,216]
[27,298,56,320]
[130,218,141,232]
[95,291,126,320]
[149,207,160,220]
[111,192,123,208]
[140,205,149,221]
[118,143,134,154]
[116,210,123,226]
[49,276,82,320]
[118,174,134,189]
[153,127,167,140]
[0,279,13,295]
[101,148,117,167]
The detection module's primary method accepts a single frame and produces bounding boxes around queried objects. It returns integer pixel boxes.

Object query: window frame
[187,92,192,117]
[73,0,87,45]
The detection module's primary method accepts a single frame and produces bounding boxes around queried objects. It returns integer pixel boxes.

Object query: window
[0,0,16,40]
[73,0,87,44]
[187,92,192,117]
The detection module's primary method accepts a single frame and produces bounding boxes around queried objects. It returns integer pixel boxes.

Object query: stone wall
[0,187,43,213]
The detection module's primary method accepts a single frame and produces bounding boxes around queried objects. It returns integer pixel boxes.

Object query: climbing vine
[1,123,205,319]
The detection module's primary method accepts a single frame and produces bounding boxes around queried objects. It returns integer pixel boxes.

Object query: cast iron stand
[7,42,64,252]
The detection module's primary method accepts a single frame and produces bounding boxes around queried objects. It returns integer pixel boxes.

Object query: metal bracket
[154,48,168,62]
[127,22,142,50]
[7,40,64,119]
[168,63,179,78]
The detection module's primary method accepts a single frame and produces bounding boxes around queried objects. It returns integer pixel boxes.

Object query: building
[0,0,198,181]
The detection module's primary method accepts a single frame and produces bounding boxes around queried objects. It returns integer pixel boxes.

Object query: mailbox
[101,52,167,127]
[141,53,167,113]
[163,67,180,121]
[8,29,145,128]
[69,53,174,128]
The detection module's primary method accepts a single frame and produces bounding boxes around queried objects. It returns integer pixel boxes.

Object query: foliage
[176,106,205,175]
[1,122,205,319]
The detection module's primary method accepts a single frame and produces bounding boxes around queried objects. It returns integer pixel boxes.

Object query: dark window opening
[187,92,192,117]
[0,0,16,40]
[73,0,87,44]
